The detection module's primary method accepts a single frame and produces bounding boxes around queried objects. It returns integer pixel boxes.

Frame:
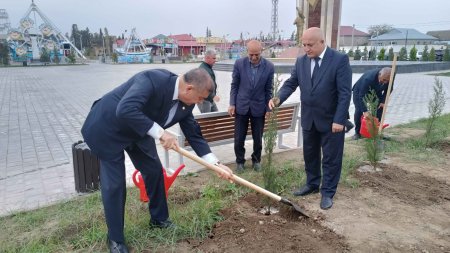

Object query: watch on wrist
[214,161,221,166]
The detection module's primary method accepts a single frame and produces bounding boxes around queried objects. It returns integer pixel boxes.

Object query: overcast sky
[2,0,450,40]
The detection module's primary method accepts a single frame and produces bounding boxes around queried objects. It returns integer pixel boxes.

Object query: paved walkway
[1,63,449,216]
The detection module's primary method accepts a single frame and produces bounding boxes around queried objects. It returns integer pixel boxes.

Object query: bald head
[378,67,392,84]
[247,40,263,65]
[302,27,326,58]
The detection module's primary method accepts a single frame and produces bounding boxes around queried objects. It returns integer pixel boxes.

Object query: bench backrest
[183,102,300,147]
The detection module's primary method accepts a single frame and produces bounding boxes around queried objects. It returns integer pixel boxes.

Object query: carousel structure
[7,0,85,63]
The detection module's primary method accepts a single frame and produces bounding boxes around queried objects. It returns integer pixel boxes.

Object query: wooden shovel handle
[379,55,397,132]
[174,147,282,202]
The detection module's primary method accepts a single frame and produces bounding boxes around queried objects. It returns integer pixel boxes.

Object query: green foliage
[0,42,10,65]
[354,47,361,60]
[367,24,393,37]
[347,49,354,57]
[429,47,436,61]
[262,73,281,204]
[398,47,408,61]
[388,48,394,61]
[40,48,50,63]
[369,48,377,60]
[422,45,429,61]
[377,48,385,60]
[363,46,368,60]
[443,46,450,61]
[52,47,60,64]
[67,51,76,64]
[111,52,118,63]
[409,46,417,61]
[271,51,276,58]
[363,90,383,167]
[425,77,446,146]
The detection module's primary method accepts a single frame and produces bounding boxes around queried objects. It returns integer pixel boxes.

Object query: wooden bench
[163,102,300,168]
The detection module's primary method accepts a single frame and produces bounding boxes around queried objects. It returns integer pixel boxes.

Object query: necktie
[164,99,179,127]
[311,57,320,85]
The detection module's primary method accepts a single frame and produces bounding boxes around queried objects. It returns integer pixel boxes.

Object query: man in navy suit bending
[228,40,274,173]
[81,68,233,253]
[269,27,352,210]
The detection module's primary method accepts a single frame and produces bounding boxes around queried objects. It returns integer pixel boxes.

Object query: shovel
[173,147,309,217]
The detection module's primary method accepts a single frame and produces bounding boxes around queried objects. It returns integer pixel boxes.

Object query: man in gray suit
[228,40,274,173]
[197,50,220,113]
[269,28,352,210]
[82,68,233,253]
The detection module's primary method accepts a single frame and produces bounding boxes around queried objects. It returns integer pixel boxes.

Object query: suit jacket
[278,47,352,132]
[199,61,217,102]
[230,57,274,117]
[352,68,395,112]
[81,69,211,160]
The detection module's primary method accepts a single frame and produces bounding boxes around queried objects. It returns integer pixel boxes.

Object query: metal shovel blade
[280,198,310,217]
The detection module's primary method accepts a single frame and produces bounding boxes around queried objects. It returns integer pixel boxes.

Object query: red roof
[177,40,200,47]
[116,39,125,46]
[168,34,195,41]
[340,26,370,36]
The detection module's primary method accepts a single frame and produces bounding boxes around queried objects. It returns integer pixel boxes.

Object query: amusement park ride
[7,0,85,63]
[115,28,151,63]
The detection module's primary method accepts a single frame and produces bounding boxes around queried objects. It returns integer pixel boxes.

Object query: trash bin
[72,141,101,193]
[23,61,27,66]
[162,59,165,64]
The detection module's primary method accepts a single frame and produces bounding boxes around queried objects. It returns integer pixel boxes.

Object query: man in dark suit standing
[269,27,352,210]
[81,68,233,253]
[352,67,393,140]
[197,50,220,113]
[228,40,274,173]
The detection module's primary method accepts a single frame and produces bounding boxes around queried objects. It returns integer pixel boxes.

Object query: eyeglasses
[249,54,260,57]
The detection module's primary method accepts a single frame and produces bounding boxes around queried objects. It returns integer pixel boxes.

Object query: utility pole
[351,24,355,50]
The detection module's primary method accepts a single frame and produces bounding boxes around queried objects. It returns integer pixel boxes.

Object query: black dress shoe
[345,120,354,133]
[293,185,319,196]
[108,239,129,253]
[320,196,333,210]
[150,219,176,229]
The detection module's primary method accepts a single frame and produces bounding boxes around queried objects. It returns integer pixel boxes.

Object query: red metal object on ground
[132,164,186,202]
[360,116,389,138]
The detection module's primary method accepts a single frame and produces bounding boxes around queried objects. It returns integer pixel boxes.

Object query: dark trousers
[197,101,218,113]
[353,92,384,135]
[302,123,345,198]
[99,143,167,243]
[234,112,265,164]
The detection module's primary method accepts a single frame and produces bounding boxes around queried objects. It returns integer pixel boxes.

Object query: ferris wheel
[7,0,85,62]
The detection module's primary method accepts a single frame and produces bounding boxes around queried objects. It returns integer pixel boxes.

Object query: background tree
[429,47,436,61]
[354,47,362,60]
[0,42,10,66]
[425,77,446,146]
[398,47,408,61]
[444,46,450,61]
[40,48,50,63]
[377,48,385,60]
[421,45,429,61]
[347,48,354,57]
[290,31,295,41]
[369,48,377,60]
[363,46,368,60]
[367,24,393,37]
[409,46,417,61]
[388,47,394,61]
[52,47,60,64]
[67,50,76,64]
